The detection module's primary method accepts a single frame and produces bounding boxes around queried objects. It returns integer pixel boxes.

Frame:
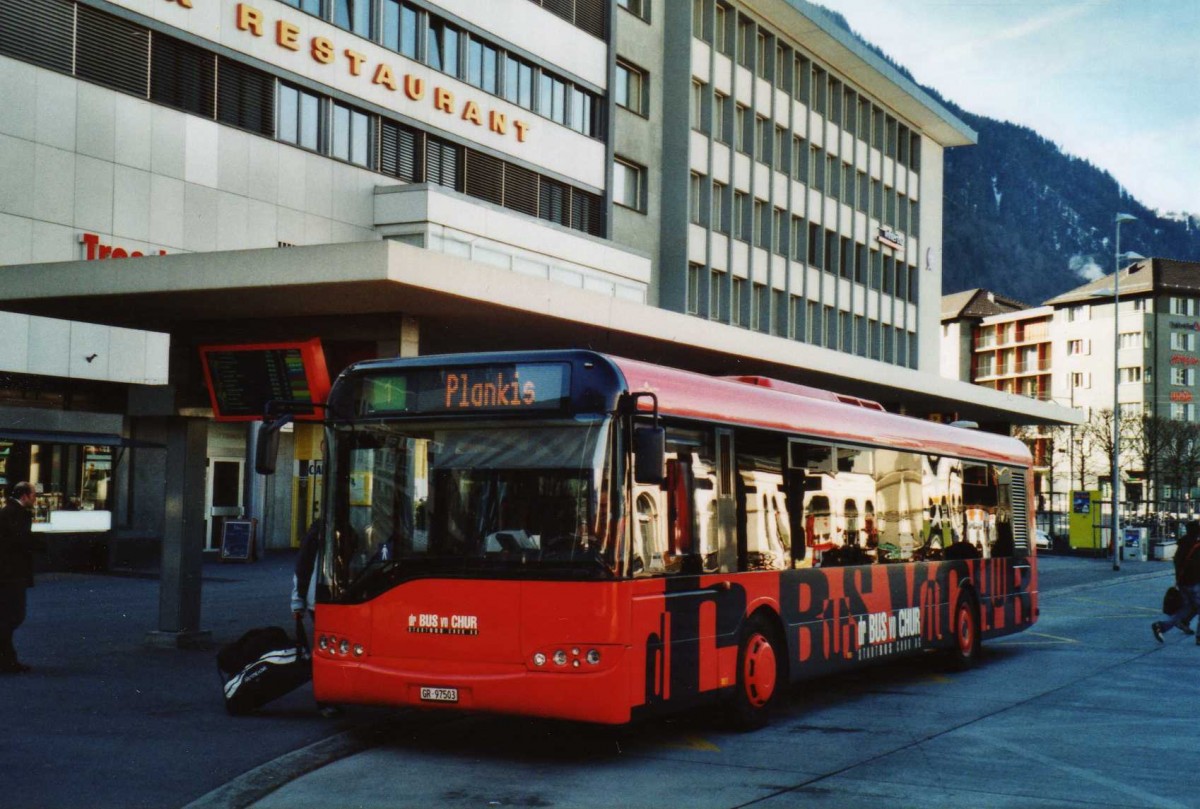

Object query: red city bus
[260,350,1036,727]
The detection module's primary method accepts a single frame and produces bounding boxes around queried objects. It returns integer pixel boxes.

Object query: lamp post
[1111,212,1138,570]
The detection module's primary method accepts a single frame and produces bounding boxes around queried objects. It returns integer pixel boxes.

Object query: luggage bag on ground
[218,617,312,715]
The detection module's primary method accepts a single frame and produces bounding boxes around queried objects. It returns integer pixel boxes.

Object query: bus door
[635,429,744,711]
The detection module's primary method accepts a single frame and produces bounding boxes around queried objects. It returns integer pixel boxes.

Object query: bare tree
[1160,421,1200,506]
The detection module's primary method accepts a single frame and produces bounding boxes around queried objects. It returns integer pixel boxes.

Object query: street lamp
[1111,212,1139,570]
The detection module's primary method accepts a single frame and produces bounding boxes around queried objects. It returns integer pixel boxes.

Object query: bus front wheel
[729,615,785,730]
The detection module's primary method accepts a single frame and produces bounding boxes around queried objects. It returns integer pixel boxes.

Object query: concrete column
[400,314,420,357]
[146,416,211,648]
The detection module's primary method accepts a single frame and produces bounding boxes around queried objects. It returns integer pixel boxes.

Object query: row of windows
[692,83,919,236]
[688,174,918,302]
[684,264,918,368]
[280,0,604,138]
[1,0,604,237]
[691,0,922,172]
[522,0,606,40]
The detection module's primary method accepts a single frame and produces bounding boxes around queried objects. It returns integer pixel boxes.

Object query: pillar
[145,416,211,648]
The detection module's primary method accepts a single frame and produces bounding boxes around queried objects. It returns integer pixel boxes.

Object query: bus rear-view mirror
[633,426,665,485]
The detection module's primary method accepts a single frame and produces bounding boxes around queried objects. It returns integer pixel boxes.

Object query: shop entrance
[206,457,245,552]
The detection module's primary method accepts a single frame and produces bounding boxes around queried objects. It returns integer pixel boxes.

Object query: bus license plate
[420,687,458,703]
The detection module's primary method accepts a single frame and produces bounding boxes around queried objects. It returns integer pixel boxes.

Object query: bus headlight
[586,649,601,665]
[553,650,568,666]
[532,652,547,667]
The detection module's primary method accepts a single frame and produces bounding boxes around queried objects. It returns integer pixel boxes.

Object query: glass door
[205,457,245,552]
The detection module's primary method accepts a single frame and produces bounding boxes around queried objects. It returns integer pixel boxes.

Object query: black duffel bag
[1163,585,1183,616]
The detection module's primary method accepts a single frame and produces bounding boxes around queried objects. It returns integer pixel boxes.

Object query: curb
[181,723,387,809]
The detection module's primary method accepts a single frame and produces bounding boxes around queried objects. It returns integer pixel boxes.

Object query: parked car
[1035,529,1052,552]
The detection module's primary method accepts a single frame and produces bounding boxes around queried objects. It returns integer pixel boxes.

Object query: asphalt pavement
[0,551,1179,809]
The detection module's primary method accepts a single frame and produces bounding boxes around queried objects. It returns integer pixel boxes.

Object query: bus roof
[608,355,1031,468]
[337,349,1030,467]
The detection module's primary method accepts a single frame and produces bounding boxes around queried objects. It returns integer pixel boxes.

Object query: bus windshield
[324,418,620,600]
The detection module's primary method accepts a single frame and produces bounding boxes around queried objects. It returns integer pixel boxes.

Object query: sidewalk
[0,552,388,809]
[0,552,1175,809]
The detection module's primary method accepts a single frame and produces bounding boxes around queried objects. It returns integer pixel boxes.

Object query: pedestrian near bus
[1153,520,1200,643]
[0,482,46,673]
[291,516,323,619]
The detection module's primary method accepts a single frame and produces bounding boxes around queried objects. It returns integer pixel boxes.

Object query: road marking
[994,631,1079,646]
[660,734,721,752]
[970,733,1189,809]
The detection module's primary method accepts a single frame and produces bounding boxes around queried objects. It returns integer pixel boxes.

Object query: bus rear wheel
[949,591,981,670]
[729,615,784,730]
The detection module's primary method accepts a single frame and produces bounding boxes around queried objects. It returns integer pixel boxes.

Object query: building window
[1171,367,1195,386]
[1118,331,1146,350]
[755,32,769,78]
[1068,339,1090,356]
[691,0,708,39]
[333,0,371,37]
[381,0,419,59]
[616,159,646,212]
[810,146,824,192]
[1170,297,1198,316]
[1171,332,1196,351]
[1172,403,1196,421]
[755,115,770,162]
[711,182,727,232]
[714,3,729,54]
[731,277,744,326]
[1067,305,1089,322]
[736,17,754,68]
[427,18,461,78]
[691,80,705,130]
[278,83,322,151]
[790,216,805,261]
[733,191,749,242]
[503,55,534,109]
[537,71,566,124]
[615,60,647,115]
[710,269,724,320]
[734,104,749,153]
[460,37,494,94]
[754,199,768,247]
[619,0,647,20]
[713,92,728,142]
[773,208,786,255]
[688,172,703,223]
[331,101,370,166]
[808,222,822,268]
[1118,367,1143,384]
[686,263,702,314]
[282,0,322,14]
[773,126,787,172]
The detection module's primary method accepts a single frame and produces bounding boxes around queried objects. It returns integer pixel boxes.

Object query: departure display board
[199,340,331,422]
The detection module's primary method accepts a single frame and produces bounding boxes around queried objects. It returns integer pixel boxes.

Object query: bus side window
[665,457,694,573]
[634,489,665,575]
[785,472,808,567]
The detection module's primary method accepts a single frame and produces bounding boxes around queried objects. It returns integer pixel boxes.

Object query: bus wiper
[348,557,399,596]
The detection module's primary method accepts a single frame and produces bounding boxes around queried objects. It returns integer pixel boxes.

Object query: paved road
[222,556,1195,809]
[2,553,1189,809]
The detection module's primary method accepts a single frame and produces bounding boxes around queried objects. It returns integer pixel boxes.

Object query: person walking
[1153,520,1200,643]
[291,516,323,620]
[0,482,45,673]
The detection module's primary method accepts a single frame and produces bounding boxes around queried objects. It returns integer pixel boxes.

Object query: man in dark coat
[1153,520,1200,643]
[0,482,44,673]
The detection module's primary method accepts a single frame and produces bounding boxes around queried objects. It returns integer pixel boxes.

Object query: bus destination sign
[366,363,570,415]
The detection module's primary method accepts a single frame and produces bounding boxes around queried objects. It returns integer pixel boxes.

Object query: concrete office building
[0,0,1069,638]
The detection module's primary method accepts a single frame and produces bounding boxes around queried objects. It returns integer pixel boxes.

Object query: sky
[812,0,1200,215]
